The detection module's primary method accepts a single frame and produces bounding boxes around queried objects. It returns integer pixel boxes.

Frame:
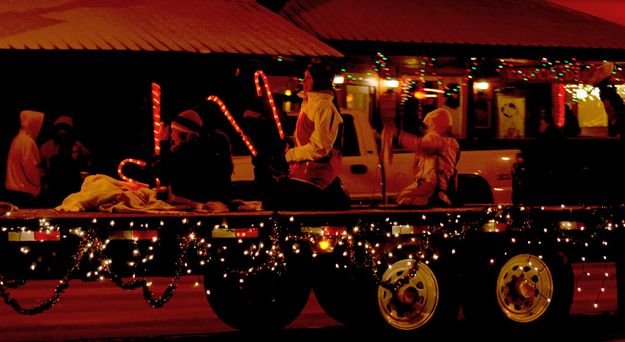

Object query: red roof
[0,0,341,57]
[281,0,625,51]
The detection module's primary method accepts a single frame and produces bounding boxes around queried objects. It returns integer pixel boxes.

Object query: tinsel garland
[101,237,193,308]
[0,220,290,314]
[0,231,94,315]
[0,230,201,313]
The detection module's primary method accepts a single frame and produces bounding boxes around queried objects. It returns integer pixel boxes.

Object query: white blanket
[56,174,185,213]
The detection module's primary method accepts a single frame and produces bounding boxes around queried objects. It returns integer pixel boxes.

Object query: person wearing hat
[39,115,91,207]
[154,109,233,212]
[4,110,46,208]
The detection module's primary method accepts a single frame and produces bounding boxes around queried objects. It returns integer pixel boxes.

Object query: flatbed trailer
[0,204,623,333]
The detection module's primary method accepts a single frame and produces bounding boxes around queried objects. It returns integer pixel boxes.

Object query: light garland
[338,55,623,94]
[375,52,391,78]
[497,58,624,84]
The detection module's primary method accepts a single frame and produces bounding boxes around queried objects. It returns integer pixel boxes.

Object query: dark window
[341,114,359,157]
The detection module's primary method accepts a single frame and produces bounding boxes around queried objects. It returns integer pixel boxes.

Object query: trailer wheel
[377,259,459,331]
[496,254,555,322]
[314,245,459,332]
[463,251,573,325]
[203,249,311,331]
[377,259,440,330]
[312,252,377,326]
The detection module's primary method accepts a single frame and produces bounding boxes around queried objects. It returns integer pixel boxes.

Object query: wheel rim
[377,259,439,330]
[496,253,554,323]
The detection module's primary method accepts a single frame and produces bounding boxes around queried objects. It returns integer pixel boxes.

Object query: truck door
[338,111,382,203]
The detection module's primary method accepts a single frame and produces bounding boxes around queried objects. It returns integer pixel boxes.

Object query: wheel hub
[517,279,536,299]
[496,254,554,323]
[397,285,419,305]
[502,274,535,310]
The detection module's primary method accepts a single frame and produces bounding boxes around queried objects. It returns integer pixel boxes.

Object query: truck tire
[312,251,377,326]
[203,245,311,331]
[462,249,574,326]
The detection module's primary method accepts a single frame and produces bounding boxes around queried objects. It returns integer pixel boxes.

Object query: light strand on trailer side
[0,228,200,314]
[0,205,617,313]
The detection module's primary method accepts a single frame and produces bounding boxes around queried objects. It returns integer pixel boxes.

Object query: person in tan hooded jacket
[4,110,45,207]
[384,108,460,207]
[275,62,349,210]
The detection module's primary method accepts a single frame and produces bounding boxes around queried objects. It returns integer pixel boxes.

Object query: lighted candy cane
[206,95,257,157]
[152,82,162,156]
[150,82,162,186]
[254,70,285,140]
[116,83,163,188]
[117,158,150,188]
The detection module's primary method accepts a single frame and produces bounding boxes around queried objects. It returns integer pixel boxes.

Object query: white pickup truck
[231,109,519,205]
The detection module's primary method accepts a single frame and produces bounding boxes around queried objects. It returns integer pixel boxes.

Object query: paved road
[0,263,621,341]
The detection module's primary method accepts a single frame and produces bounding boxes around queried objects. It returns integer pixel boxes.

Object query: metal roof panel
[282,0,625,50]
[0,0,341,56]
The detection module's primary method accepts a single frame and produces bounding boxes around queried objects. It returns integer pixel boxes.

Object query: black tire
[312,251,378,326]
[203,244,311,331]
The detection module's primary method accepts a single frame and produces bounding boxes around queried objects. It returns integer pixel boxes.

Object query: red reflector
[8,231,61,242]
[322,226,346,236]
[132,230,158,240]
[234,229,259,238]
[34,231,60,241]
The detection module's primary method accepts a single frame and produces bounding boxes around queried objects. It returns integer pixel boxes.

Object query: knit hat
[423,108,453,135]
[171,110,203,134]
[53,115,74,130]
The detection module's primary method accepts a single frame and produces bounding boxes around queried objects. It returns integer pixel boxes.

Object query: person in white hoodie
[4,110,45,208]
[276,62,349,210]
[383,108,460,207]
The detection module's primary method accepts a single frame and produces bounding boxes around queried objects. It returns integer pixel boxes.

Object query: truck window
[341,114,359,157]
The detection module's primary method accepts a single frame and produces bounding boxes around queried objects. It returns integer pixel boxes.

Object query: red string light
[205,95,257,157]
[254,70,285,140]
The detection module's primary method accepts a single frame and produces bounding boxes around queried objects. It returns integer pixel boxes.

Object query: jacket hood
[20,110,45,138]
[423,108,453,135]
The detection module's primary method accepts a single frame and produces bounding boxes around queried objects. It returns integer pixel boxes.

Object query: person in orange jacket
[4,110,45,208]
